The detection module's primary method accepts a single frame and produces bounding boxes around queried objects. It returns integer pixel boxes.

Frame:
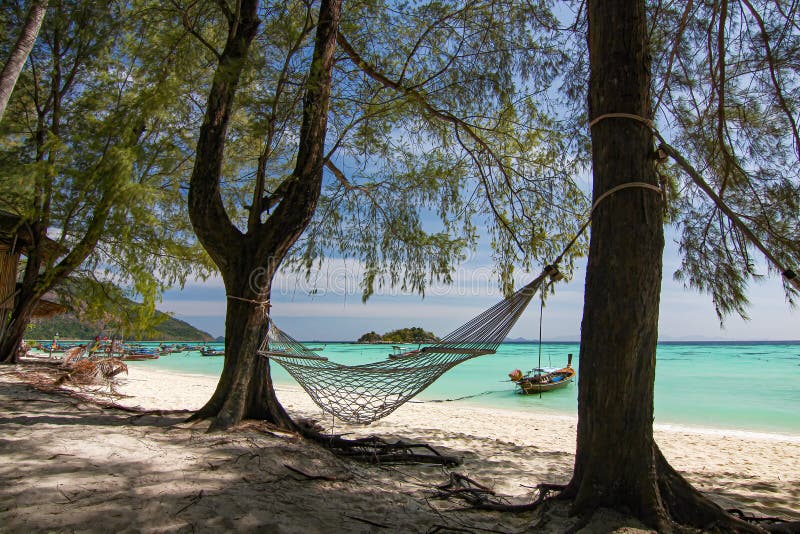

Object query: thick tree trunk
[562,1,760,531]
[186,0,341,431]
[0,0,48,121]
[0,290,39,364]
[565,0,666,525]
[0,242,45,364]
[190,283,294,432]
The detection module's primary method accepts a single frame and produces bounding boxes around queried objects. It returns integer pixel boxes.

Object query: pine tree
[560,0,798,530]
[0,0,210,363]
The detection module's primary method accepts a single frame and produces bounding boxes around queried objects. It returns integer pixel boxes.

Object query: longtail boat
[509,353,575,394]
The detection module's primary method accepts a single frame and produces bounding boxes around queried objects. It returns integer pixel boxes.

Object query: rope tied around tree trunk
[226,295,271,308]
[552,180,664,266]
[589,112,656,130]
[587,112,800,292]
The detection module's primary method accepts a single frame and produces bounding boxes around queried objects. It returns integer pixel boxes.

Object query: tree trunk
[0,289,39,364]
[0,0,48,121]
[0,239,45,364]
[562,1,759,531]
[566,0,666,523]
[186,0,342,431]
[190,282,295,432]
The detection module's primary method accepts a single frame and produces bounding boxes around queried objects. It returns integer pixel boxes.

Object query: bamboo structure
[0,212,67,339]
[0,242,19,313]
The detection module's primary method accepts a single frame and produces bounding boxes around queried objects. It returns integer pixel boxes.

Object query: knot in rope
[226,295,271,310]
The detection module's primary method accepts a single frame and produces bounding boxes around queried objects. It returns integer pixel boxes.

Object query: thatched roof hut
[31,292,68,318]
[0,210,66,317]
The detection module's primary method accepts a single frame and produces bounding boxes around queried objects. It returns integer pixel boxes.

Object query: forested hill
[27,313,214,341]
[356,327,439,344]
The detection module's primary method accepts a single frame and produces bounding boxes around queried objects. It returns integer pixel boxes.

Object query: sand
[1,362,798,533]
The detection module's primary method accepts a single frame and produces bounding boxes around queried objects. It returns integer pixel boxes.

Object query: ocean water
[124,341,800,435]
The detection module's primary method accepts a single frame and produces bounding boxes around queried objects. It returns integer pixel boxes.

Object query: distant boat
[200,347,225,357]
[509,354,575,394]
[122,346,159,360]
[388,345,421,359]
[121,353,159,361]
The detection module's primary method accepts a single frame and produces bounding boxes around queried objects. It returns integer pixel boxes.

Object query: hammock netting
[259,270,551,424]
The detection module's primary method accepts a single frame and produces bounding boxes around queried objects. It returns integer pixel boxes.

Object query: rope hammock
[259,268,556,424]
[258,177,667,424]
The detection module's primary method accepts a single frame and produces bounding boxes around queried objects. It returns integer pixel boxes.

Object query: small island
[356,327,439,344]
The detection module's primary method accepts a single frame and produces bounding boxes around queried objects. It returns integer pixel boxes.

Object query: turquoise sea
[120,341,800,435]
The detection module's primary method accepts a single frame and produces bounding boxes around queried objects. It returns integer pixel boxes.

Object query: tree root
[654,445,766,532]
[283,463,340,481]
[300,429,461,466]
[431,472,565,512]
[560,442,794,533]
[727,509,799,533]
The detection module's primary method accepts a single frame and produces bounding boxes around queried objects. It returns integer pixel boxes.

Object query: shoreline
[123,362,800,441]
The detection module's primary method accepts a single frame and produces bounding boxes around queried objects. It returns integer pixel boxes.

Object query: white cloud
[275,300,485,320]
[161,236,798,341]
[159,300,226,317]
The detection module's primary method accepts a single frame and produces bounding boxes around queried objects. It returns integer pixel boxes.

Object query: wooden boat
[509,354,575,394]
[121,345,160,360]
[388,345,421,359]
[121,353,159,361]
[200,346,225,357]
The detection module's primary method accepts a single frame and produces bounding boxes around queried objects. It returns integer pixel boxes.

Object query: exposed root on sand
[432,469,797,534]
[299,426,461,467]
[432,472,564,512]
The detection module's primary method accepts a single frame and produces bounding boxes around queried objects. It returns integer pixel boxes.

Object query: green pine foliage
[190,0,587,302]
[0,0,214,342]
[646,2,800,318]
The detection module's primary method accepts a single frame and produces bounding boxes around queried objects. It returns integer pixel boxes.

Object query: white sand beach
[1,363,798,532]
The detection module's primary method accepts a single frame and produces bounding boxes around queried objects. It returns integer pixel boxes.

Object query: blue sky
[160,228,798,341]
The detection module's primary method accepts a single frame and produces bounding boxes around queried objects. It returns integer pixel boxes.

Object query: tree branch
[171,0,222,61]
[261,0,341,247]
[248,2,315,233]
[657,138,799,291]
[740,0,800,160]
[0,0,48,121]
[187,0,260,269]
[336,32,526,253]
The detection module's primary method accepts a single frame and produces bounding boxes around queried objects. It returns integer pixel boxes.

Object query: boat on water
[509,353,575,394]
[122,346,160,360]
[388,345,421,359]
[121,353,159,361]
[200,346,225,357]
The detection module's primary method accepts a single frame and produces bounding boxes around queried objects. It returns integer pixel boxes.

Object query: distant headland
[28,312,214,342]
